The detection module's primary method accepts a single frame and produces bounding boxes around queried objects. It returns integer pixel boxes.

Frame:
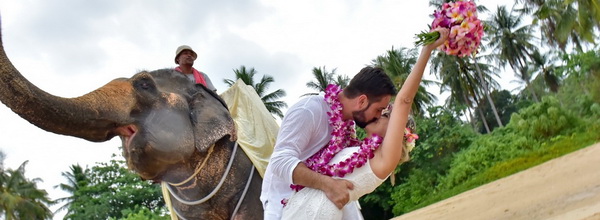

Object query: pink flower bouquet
[415,0,484,57]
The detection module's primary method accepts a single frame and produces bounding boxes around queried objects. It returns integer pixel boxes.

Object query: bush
[508,96,581,139]
[390,168,438,215]
[438,128,536,190]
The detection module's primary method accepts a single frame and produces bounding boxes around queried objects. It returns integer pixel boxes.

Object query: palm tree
[487,5,540,102]
[473,55,504,128]
[0,161,54,220]
[517,0,600,52]
[303,66,337,96]
[53,164,88,217]
[430,52,502,132]
[372,47,438,116]
[529,50,560,93]
[436,57,478,128]
[303,66,351,96]
[224,66,288,119]
[0,151,5,170]
[334,74,351,88]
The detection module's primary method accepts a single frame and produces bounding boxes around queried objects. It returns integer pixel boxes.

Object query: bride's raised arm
[371,28,449,179]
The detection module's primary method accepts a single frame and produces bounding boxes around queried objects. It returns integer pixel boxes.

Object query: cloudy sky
[0,0,517,218]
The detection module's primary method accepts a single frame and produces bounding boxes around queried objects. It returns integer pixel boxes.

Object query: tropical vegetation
[54,157,168,220]
[0,157,54,220]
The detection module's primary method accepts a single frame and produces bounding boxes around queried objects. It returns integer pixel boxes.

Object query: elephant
[0,25,264,219]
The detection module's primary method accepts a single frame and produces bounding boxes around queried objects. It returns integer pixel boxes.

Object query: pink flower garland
[290,84,383,192]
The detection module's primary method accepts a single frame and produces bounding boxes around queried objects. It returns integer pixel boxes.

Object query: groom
[261,67,396,219]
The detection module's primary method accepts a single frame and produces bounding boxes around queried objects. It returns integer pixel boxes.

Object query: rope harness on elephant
[165,142,255,219]
[168,144,217,187]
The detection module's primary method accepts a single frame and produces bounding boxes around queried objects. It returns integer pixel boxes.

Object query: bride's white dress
[282,147,387,220]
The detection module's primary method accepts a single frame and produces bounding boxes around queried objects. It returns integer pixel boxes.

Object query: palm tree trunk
[477,102,491,133]
[471,92,491,133]
[516,58,540,103]
[462,94,477,131]
[472,56,504,128]
[525,80,540,102]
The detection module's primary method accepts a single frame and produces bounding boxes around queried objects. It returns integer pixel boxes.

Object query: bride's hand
[424,27,449,51]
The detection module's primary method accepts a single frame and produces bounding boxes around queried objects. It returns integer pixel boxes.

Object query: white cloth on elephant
[261,94,364,220]
[281,146,387,220]
[219,79,278,178]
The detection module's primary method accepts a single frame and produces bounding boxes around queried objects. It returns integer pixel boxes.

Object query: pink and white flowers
[404,128,419,152]
[415,0,484,57]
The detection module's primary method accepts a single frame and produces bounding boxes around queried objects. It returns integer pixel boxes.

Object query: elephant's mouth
[115,124,138,151]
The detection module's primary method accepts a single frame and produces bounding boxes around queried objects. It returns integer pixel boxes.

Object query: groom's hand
[323,178,354,209]
[292,163,354,209]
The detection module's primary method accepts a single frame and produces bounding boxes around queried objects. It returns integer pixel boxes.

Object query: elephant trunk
[0,39,135,142]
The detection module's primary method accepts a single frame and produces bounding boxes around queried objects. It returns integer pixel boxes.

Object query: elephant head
[0,37,236,182]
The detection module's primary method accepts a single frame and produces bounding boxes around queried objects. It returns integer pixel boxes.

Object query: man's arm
[200,72,217,92]
[292,163,354,209]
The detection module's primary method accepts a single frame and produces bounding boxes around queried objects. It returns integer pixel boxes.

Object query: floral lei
[290,84,383,192]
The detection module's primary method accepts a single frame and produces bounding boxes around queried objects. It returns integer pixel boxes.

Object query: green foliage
[389,168,437,215]
[507,96,581,139]
[111,205,170,220]
[0,161,55,220]
[439,127,537,190]
[410,107,477,168]
[473,90,525,133]
[438,94,586,193]
[302,66,350,97]
[54,164,88,216]
[557,48,600,105]
[63,157,167,220]
[482,131,600,181]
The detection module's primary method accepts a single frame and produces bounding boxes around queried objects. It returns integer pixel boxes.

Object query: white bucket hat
[175,45,197,64]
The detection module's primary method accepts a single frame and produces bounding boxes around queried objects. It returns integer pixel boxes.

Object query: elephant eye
[134,78,155,91]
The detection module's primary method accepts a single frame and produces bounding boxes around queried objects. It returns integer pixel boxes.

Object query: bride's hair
[381,104,416,143]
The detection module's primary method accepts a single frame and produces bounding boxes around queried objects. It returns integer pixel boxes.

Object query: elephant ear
[190,85,237,153]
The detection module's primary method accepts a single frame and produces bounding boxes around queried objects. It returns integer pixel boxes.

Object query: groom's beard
[353,103,377,128]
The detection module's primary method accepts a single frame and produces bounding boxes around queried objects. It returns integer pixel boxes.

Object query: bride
[282,28,449,220]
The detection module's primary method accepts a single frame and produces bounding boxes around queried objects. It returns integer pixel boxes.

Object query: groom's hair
[344,66,396,102]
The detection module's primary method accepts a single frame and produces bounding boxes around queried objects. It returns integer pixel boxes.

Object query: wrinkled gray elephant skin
[0,21,263,219]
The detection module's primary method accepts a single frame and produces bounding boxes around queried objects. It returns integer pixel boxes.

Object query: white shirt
[261,95,363,220]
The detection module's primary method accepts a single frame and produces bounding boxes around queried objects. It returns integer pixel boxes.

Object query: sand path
[391,143,600,220]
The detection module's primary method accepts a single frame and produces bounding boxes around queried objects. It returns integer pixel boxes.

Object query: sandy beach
[391,143,600,220]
